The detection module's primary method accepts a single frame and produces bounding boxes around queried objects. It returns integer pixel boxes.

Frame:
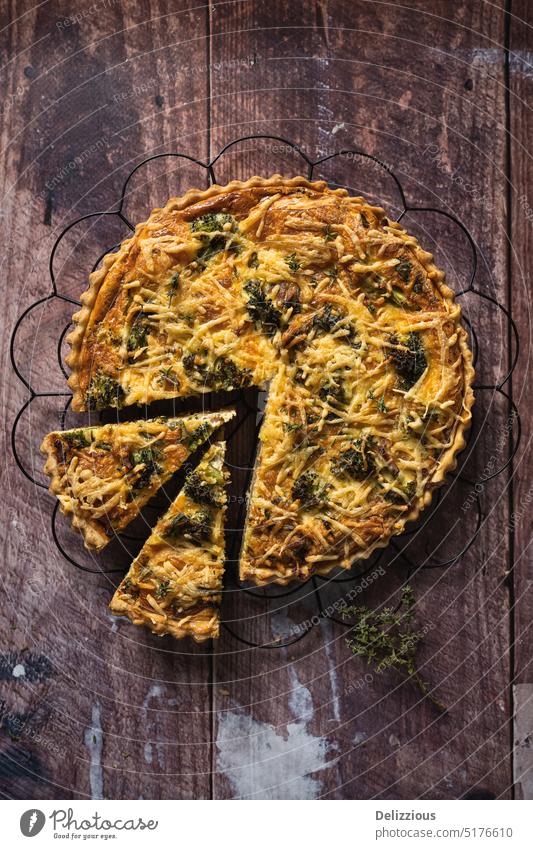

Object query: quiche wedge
[109,441,229,641]
[65,176,473,583]
[41,410,234,551]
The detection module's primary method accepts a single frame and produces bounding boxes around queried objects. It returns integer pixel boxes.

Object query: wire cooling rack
[9,135,521,650]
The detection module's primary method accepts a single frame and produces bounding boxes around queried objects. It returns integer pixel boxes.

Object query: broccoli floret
[291,471,328,508]
[244,279,281,337]
[331,440,375,479]
[182,352,251,391]
[189,214,239,269]
[389,332,427,389]
[183,470,223,507]
[208,357,252,390]
[85,373,125,410]
[165,509,213,543]
[190,212,236,232]
[130,446,162,491]
[184,422,212,452]
[384,479,416,505]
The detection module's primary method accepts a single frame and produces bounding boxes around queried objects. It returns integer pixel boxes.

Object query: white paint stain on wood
[287,666,313,723]
[142,684,165,768]
[84,702,103,800]
[217,608,338,798]
[216,707,333,799]
[513,683,533,799]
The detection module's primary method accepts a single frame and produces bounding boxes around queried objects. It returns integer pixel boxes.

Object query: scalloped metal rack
[9,135,520,650]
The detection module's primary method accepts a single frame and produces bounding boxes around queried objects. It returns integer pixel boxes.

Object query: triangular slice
[41,411,234,551]
[109,441,228,641]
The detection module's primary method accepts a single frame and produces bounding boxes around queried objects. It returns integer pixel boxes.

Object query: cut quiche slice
[41,410,234,551]
[109,441,229,641]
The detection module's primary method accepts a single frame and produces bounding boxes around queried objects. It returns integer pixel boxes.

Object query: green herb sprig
[342,586,446,712]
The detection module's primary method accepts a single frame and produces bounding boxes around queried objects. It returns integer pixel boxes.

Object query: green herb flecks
[343,586,445,712]
[158,367,180,389]
[190,212,236,233]
[155,580,171,600]
[127,312,150,356]
[85,373,125,411]
[285,253,300,273]
[248,251,260,269]
[324,224,336,242]
[168,272,180,306]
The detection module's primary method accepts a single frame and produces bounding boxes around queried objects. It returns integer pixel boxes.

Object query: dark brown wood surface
[0,0,529,800]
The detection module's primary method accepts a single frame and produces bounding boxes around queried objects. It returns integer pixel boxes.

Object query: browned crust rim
[63,174,474,585]
[239,217,476,586]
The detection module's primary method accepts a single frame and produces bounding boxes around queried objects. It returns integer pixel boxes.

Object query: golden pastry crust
[40,410,234,551]
[64,175,473,583]
[109,441,229,642]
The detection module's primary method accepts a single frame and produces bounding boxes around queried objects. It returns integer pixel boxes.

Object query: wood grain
[508,0,533,799]
[1,0,214,800]
[0,0,523,800]
[209,0,513,800]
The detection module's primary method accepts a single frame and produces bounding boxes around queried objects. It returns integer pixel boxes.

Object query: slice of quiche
[41,410,234,551]
[109,441,228,641]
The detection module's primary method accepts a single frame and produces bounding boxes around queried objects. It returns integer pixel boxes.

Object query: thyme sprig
[342,586,446,712]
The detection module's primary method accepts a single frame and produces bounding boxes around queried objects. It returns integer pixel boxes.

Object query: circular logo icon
[20,809,46,837]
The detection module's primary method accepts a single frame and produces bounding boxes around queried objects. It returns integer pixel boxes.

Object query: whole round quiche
[66,176,474,585]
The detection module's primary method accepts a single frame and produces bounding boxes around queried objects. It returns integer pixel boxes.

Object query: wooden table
[1,0,531,800]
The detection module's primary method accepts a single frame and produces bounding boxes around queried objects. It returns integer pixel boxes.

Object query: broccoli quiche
[41,410,234,550]
[109,441,228,641]
[66,176,474,583]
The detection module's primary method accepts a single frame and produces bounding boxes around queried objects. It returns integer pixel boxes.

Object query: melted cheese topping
[70,181,472,582]
[41,411,234,551]
[109,442,228,642]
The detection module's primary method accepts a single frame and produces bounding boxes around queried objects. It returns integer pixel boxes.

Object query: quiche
[41,410,234,550]
[109,441,228,641]
[66,176,474,583]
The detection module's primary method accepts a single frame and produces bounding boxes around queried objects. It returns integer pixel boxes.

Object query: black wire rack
[9,135,521,651]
